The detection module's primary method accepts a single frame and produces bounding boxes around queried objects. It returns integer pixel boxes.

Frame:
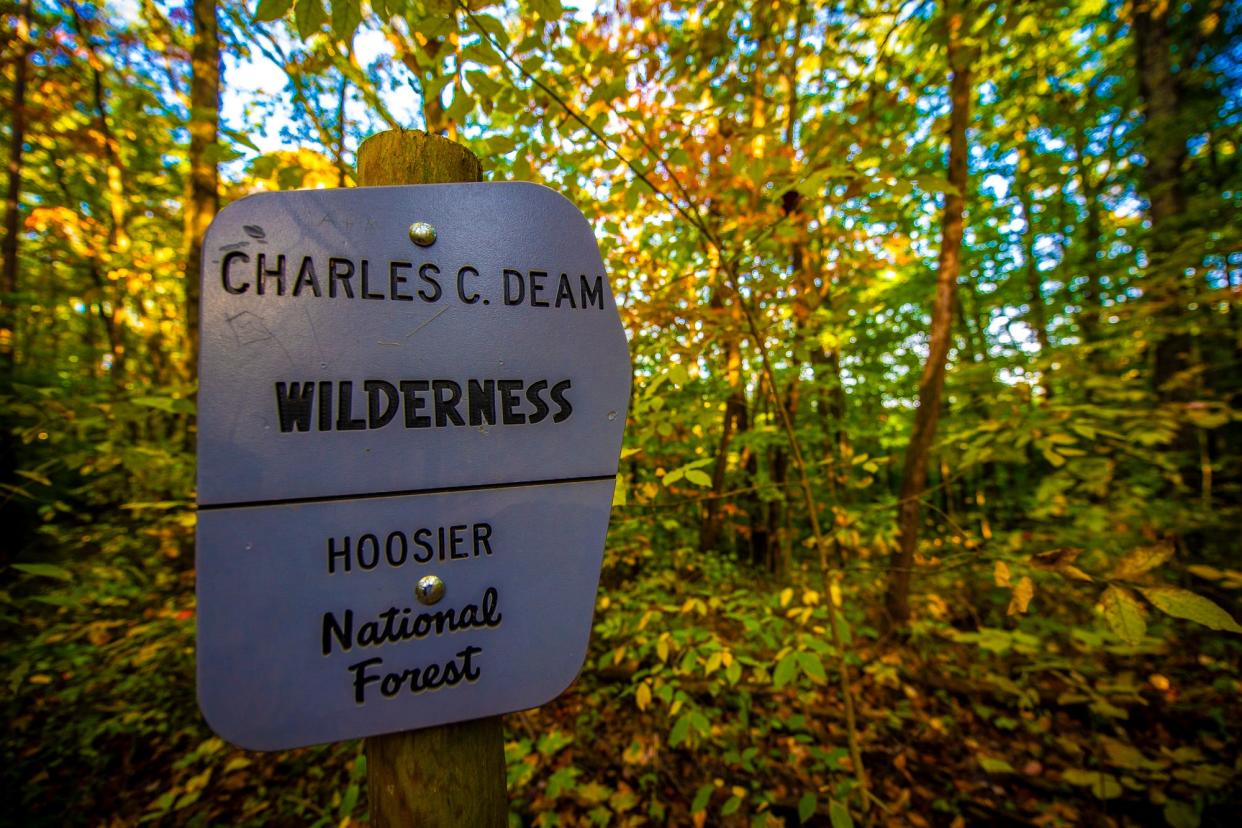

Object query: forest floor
[3,542,1239,827]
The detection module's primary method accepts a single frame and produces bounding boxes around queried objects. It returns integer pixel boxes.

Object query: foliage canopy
[2,0,1240,825]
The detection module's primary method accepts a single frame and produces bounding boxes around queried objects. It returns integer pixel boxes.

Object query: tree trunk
[70,4,133,385]
[1133,0,1188,396]
[699,290,745,554]
[1072,124,1103,349]
[185,0,220,378]
[1134,1,1214,503]
[336,75,349,187]
[1,0,32,370]
[0,0,33,564]
[1016,146,1052,398]
[883,7,972,631]
[765,379,798,573]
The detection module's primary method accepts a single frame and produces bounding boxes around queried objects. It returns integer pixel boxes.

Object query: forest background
[2,0,1241,825]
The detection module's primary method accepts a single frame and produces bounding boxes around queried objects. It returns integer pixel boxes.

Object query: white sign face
[196,182,629,751]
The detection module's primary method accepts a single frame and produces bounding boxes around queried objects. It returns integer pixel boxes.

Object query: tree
[884,2,973,631]
[184,0,219,377]
[1,0,33,370]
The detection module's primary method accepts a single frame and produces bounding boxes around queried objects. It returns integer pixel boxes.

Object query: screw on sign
[195,131,629,825]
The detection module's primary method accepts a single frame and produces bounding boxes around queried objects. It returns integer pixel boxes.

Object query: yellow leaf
[1060,565,1094,582]
[656,636,670,662]
[1099,585,1147,644]
[779,588,794,608]
[1110,545,1174,580]
[1140,586,1242,633]
[1007,576,1035,615]
[636,682,651,711]
[184,769,212,794]
[802,590,820,606]
[1099,735,1160,770]
[994,560,1012,588]
[1185,564,1221,580]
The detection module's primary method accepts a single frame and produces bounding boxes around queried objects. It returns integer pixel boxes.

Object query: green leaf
[15,469,51,486]
[1062,769,1122,799]
[1163,799,1200,828]
[797,792,817,823]
[528,0,563,19]
[470,12,509,41]
[545,765,580,799]
[444,87,475,123]
[419,15,455,40]
[828,799,854,828]
[463,40,504,68]
[772,652,799,689]
[372,0,400,18]
[330,0,362,41]
[467,70,502,99]
[131,396,188,413]
[535,730,572,758]
[294,0,326,39]
[797,652,827,685]
[721,795,741,816]
[684,469,712,487]
[254,0,294,21]
[222,126,261,153]
[1041,446,1066,467]
[978,755,1015,774]
[1140,587,1242,633]
[422,74,455,101]
[664,458,712,487]
[669,714,691,747]
[691,783,713,814]
[339,782,359,817]
[1099,586,1147,644]
[11,563,72,581]
[912,174,960,195]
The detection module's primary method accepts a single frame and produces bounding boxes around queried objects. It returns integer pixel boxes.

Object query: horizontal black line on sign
[197,474,619,511]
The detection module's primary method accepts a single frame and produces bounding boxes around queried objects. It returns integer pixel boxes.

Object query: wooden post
[355,129,507,828]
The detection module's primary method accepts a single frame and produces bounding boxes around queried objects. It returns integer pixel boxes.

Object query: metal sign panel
[196,182,629,750]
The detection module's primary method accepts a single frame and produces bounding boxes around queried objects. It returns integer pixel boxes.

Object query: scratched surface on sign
[197,182,629,506]
[196,182,630,750]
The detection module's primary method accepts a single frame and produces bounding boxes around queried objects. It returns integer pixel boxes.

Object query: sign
[196,183,629,751]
